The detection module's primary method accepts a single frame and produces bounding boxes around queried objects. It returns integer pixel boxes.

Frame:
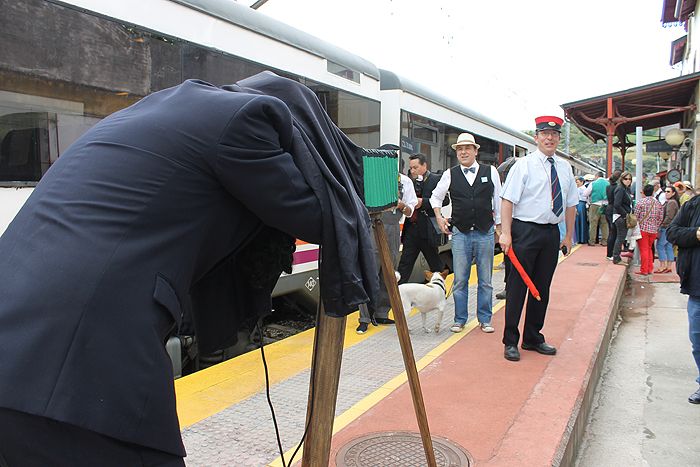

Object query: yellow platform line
[176,310,374,428]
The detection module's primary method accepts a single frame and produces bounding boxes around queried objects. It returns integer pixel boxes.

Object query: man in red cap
[498,116,578,362]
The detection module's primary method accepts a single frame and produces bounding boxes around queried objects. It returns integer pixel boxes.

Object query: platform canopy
[561,72,700,152]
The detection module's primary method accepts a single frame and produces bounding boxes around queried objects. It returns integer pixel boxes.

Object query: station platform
[175,244,634,466]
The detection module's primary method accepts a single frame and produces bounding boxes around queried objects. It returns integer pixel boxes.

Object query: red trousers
[638,231,657,274]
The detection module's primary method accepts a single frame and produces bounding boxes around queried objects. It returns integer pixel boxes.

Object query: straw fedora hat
[451,133,480,150]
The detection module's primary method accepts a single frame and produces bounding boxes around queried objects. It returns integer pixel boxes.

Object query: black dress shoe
[495,290,506,300]
[504,345,520,361]
[522,342,557,355]
[374,317,395,325]
[689,386,700,404]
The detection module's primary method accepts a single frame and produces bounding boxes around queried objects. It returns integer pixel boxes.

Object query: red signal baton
[506,247,541,301]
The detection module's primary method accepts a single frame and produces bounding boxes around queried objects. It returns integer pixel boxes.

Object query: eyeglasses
[623,177,632,180]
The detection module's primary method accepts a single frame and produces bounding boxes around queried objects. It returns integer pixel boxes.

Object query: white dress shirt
[399,173,418,216]
[500,150,578,224]
[430,161,502,224]
[578,185,588,203]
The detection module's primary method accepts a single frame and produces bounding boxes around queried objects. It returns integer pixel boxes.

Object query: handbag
[625,212,638,229]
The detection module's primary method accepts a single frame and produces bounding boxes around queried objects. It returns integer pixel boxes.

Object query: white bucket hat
[451,132,480,150]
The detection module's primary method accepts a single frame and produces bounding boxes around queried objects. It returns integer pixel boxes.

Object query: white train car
[379,69,537,173]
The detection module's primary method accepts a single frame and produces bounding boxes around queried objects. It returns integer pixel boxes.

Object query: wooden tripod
[301,215,437,467]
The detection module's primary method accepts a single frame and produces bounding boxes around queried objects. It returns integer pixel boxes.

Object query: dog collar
[427,281,446,294]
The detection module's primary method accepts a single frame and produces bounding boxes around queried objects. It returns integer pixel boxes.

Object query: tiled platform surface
[179,245,632,466]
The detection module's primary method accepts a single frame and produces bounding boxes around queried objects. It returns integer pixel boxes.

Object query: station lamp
[664,128,686,147]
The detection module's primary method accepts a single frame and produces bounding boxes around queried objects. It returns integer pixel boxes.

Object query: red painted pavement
[329,245,627,466]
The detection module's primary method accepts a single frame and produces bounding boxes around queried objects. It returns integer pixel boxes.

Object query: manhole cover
[576,262,600,267]
[336,431,472,466]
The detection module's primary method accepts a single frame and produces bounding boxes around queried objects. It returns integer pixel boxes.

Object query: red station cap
[535,116,564,132]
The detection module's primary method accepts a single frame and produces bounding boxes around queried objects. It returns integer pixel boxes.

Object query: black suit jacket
[0,75,376,456]
[407,171,443,242]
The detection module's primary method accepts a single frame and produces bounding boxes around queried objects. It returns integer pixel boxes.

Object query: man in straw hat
[431,132,502,334]
[498,116,578,362]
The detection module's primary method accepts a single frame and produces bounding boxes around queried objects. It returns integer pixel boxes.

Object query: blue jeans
[451,225,494,325]
[689,295,700,384]
[656,227,674,262]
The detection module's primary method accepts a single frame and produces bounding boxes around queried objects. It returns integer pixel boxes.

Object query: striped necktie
[547,157,563,216]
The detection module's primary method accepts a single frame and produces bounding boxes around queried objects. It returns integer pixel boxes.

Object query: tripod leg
[372,217,437,467]
[301,303,345,467]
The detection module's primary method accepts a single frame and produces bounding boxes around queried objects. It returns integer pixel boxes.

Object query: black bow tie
[463,167,476,174]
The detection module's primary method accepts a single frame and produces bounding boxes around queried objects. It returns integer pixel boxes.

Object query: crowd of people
[572,170,697,273]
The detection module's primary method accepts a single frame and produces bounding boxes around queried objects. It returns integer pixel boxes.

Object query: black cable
[285,296,320,466]
[260,247,323,466]
[258,321,287,467]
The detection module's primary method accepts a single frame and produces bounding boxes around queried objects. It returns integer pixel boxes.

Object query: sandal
[653,268,666,274]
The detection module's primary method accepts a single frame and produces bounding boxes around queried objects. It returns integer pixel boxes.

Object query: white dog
[398,271,449,333]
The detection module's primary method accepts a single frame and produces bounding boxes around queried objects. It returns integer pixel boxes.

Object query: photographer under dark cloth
[0,72,377,466]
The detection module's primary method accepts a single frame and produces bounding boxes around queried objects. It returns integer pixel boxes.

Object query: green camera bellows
[362,149,399,213]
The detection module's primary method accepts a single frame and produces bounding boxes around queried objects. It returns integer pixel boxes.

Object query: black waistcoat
[449,164,495,233]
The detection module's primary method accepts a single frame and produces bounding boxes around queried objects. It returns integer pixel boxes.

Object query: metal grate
[576,262,600,267]
[336,431,472,467]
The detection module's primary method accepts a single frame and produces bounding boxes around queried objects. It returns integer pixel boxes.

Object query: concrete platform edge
[556,265,627,467]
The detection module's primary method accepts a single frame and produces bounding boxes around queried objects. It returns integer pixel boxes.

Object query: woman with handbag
[633,184,664,275]
[656,185,681,273]
[612,171,633,264]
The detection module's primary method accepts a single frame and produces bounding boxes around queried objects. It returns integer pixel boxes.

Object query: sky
[239,0,686,132]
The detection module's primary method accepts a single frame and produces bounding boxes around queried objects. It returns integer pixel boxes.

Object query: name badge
[481,176,488,183]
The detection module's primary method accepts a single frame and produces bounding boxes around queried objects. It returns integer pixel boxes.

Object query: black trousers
[0,408,184,467]
[502,255,511,289]
[606,212,616,258]
[612,216,629,261]
[397,221,443,284]
[502,219,559,347]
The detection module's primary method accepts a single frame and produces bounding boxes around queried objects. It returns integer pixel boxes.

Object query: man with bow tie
[431,133,502,334]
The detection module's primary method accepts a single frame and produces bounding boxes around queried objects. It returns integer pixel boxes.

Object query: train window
[412,124,438,144]
[302,80,380,148]
[502,144,514,162]
[0,0,380,182]
[326,61,361,84]
[0,118,47,183]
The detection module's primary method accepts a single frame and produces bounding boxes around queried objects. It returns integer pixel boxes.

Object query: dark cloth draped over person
[233,71,378,316]
[0,71,378,459]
